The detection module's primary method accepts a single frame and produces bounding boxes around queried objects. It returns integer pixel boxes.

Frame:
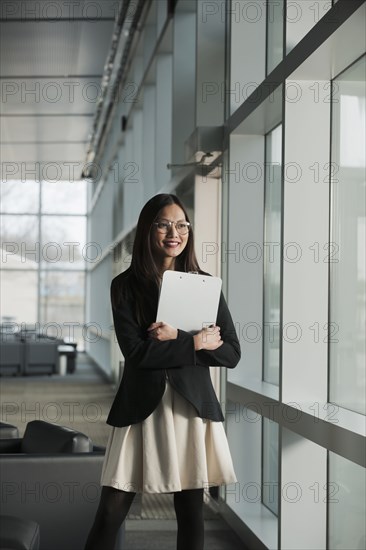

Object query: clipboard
[156,271,222,333]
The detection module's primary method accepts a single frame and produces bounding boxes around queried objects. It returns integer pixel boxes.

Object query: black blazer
[106,267,241,427]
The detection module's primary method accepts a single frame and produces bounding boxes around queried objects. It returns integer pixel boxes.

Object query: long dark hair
[112,193,203,326]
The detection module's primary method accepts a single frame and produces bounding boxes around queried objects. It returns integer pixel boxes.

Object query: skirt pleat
[100,379,237,493]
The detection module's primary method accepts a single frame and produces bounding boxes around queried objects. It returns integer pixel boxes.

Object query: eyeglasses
[152,220,191,235]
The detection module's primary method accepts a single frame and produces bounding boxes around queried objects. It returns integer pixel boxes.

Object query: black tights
[84,486,135,550]
[174,488,204,550]
[84,486,204,550]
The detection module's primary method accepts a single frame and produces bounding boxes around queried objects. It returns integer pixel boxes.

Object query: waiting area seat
[0,514,40,550]
[0,422,19,439]
[0,327,77,376]
[0,420,124,550]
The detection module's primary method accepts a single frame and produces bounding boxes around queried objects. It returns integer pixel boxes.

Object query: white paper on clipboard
[156,271,222,333]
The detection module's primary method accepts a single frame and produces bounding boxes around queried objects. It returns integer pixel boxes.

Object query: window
[329,56,366,415]
[328,452,366,549]
[266,0,284,74]
[42,180,87,214]
[0,215,39,270]
[0,180,39,213]
[40,270,85,347]
[263,125,282,386]
[0,270,38,324]
[41,215,87,270]
[262,417,279,515]
[0,180,87,349]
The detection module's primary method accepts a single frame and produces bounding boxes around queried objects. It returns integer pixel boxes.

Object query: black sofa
[0,332,77,376]
[0,421,125,550]
[0,514,40,550]
[0,422,19,439]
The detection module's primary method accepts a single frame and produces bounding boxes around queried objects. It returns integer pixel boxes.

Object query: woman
[84,193,241,550]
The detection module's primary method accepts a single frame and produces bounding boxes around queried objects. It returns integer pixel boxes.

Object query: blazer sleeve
[111,279,197,369]
[195,290,241,369]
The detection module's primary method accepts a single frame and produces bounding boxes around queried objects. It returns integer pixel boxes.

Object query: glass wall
[286,0,332,54]
[262,417,279,515]
[328,452,366,549]
[0,179,87,349]
[223,1,365,548]
[266,0,284,74]
[263,125,282,386]
[1,270,38,324]
[0,180,39,213]
[329,55,366,415]
[0,214,39,270]
[40,270,85,345]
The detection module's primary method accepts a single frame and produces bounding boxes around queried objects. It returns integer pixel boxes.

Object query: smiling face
[150,203,189,270]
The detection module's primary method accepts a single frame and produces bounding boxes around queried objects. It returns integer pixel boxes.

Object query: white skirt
[100,379,237,493]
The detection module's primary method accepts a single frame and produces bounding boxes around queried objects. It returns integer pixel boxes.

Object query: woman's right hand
[193,325,223,351]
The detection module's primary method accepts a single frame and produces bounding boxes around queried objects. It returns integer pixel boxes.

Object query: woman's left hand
[147,322,178,341]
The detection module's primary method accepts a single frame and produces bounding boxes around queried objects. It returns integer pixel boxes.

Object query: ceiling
[0,0,118,182]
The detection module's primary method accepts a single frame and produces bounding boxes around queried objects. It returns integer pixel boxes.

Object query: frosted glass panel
[328,452,366,549]
[262,417,279,515]
[41,216,87,270]
[0,215,39,270]
[267,0,284,74]
[286,1,331,54]
[40,270,85,350]
[0,180,39,213]
[329,56,366,415]
[263,125,282,385]
[42,180,87,214]
[0,270,38,324]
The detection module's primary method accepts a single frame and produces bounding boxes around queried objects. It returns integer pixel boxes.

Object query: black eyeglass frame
[152,220,191,235]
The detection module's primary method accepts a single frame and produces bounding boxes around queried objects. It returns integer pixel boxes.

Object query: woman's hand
[147,321,178,341]
[193,325,223,351]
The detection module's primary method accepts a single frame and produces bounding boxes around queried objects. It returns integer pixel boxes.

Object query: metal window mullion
[36,181,42,326]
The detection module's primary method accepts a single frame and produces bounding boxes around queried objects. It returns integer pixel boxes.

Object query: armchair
[0,420,124,550]
[0,336,24,375]
[0,333,62,377]
[0,421,19,439]
[24,339,59,375]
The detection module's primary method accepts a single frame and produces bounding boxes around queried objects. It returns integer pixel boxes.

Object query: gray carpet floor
[0,352,248,549]
[124,526,246,549]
